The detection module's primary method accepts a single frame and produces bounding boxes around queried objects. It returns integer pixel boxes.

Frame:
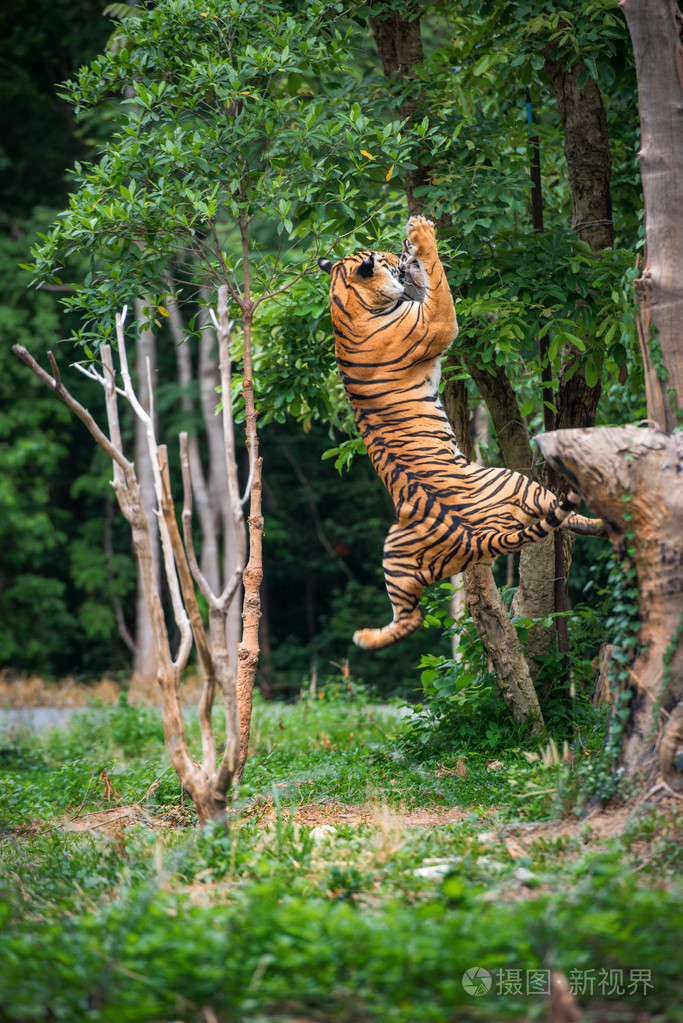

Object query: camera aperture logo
[462,967,493,996]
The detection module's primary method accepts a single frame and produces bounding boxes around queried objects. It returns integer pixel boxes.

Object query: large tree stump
[536,426,683,791]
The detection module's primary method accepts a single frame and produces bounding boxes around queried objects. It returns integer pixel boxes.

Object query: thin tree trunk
[169,292,220,593]
[543,52,614,252]
[448,577,466,660]
[515,57,614,663]
[465,566,545,735]
[466,360,536,474]
[235,448,262,777]
[234,220,264,782]
[544,51,611,436]
[197,307,242,673]
[13,338,238,826]
[132,301,160,686]
[464,358,556,680]
[512,537,557,683]
[443,354,546,724]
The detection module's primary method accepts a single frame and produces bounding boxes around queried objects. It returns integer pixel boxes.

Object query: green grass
[0,689,681,1022]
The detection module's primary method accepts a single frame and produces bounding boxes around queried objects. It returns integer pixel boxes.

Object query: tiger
[318,215,600,650]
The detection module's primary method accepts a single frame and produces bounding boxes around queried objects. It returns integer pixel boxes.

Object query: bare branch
[113,317,193,670]
[104,496,137,656]
[13,345,132,476]
[217,285,248,597]
[36,282,78,293]
[166,276,220,593]
[159,446,218,775]
[146,355,155,428]
[46,351,62,388]
[14,312,237,824]
[179,432,216,606]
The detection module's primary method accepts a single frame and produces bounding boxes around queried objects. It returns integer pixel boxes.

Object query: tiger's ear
[357,254,375,278]
[317,257,335,274]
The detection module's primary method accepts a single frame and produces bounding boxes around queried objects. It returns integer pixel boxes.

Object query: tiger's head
[318,240,425,314]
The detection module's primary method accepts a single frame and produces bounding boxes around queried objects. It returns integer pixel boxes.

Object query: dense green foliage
[1,695,681,1021]
[29,0,418,343]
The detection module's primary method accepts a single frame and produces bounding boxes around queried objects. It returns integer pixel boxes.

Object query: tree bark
[234,220,264,783]
[621,0,683,431]
[516,56,614,660]
[464,566,545,736]
[465,359,557,679]
[442,351,472,461]
[537,426,683,790]
[543,53,610,439]
[235,426,263,780]
[369,3,428,215]
[466,360,536,475]
[543,53,614,252]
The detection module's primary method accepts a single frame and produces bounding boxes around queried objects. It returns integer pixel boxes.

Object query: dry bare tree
[14,285,259,824]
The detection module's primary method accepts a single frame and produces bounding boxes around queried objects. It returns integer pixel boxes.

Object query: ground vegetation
[0,693,681,1021]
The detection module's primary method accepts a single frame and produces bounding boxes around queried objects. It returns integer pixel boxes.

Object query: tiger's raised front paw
[406,216,436,257]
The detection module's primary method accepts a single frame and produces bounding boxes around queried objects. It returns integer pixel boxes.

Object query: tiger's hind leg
[514,475,604,535]
[353,526,426,650]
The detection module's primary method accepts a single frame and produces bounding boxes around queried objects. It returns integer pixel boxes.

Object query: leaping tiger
[318,216,599,650]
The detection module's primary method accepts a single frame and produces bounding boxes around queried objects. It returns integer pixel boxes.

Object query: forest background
[0,0,645,713]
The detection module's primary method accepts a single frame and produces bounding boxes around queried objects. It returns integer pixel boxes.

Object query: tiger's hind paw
[353,629,375,650]
[353,611,423,650]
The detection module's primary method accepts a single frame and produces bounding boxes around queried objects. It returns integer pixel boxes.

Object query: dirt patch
[54,799,489,834]
[497,798,682,875]
[61,806,146,832]
[242,799,487,829]
[502,807,631,843]
[56,797,681,839]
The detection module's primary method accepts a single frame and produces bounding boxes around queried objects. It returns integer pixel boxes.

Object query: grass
[0,686,682,1022]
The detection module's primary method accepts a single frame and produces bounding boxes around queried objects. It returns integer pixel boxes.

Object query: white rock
[514,867,538,885]
[413,862,453,879]
[310,825,337,842]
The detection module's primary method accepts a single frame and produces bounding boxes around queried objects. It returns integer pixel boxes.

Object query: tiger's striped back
[319,217,592,649]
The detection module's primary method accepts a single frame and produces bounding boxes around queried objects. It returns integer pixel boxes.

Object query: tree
[539,0,683,792]
[16,297,246,822]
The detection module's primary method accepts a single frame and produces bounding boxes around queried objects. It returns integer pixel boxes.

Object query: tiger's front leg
[405,216,457,347]
[353,524,427,650]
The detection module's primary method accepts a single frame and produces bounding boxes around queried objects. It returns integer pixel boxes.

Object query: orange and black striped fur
[319,217,596,650]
